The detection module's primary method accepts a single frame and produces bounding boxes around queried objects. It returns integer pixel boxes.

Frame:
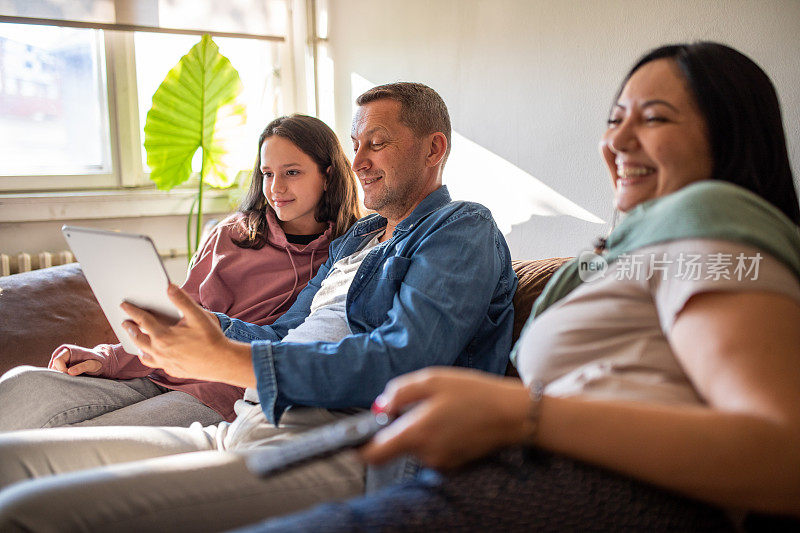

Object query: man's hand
[361,367,532,470]
[120,283,256,388]
[50,345,104,376]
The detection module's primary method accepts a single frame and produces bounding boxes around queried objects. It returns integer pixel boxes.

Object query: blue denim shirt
[216,186,517,424]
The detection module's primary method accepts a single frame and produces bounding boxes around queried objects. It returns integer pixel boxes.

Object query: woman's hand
[120,283,255,388]
[49,345,104,376]
[361,367,533,470]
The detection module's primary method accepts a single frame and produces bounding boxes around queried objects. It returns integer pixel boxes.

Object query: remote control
[245,410,393,477]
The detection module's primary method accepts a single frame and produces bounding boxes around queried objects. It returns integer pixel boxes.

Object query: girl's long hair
[233,115,362,248]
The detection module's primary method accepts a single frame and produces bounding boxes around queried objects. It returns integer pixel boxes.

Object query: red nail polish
[371,395,387,413]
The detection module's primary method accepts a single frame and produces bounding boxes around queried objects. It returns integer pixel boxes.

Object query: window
[0,0,294,193]
[0,23,112,187]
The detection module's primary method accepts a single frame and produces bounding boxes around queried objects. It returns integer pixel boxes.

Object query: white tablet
[62,225,182,355]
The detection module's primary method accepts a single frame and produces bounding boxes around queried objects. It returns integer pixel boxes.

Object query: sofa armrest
[0,264,118,376]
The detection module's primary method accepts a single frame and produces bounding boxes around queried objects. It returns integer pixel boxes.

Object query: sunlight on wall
[350,72,375,110]
[350,72,605,235]
[445,132,605,234]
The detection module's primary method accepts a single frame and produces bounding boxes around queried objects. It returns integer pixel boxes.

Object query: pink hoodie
[50,210,332,421]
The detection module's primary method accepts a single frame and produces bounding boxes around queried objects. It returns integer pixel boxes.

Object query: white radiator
[1,247,190,277]
[0,250,75,276]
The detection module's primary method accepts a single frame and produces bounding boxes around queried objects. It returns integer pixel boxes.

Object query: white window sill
[0,188,235,223]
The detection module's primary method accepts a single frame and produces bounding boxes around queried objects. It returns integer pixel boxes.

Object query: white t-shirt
[243,233,383,403]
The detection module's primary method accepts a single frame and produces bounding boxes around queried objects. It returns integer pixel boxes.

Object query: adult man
[0,83,516,531]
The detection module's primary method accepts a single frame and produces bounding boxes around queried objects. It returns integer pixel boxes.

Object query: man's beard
[366,148,426,220]
[366,167,422,221]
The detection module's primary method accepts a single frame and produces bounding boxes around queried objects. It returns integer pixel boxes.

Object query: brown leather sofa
[0,259,568,376]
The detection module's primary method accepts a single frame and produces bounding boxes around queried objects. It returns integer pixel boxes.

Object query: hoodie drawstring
[309,248,316,284]
[268,246,300,317]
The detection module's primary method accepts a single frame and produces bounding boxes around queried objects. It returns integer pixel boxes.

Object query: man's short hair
[356,82,452,163]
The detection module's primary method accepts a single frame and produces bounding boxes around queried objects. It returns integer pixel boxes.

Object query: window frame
[0,26,119,191]
[0,0,307,202]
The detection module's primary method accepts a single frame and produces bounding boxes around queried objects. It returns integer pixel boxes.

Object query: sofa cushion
[0,263,118,375]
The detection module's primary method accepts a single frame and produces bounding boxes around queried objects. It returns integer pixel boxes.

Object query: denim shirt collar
[351,185,452,237]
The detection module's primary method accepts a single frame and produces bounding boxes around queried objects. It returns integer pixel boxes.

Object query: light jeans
[0,366,223,430]
[0,402,364,532]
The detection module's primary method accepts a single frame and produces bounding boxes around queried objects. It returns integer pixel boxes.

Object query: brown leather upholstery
[0,263,117,375]
[511,258,570,343]
[0,258,568,378]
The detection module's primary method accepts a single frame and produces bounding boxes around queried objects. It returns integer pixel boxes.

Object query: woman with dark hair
[243,42,800,531]
[0,114,361,429]
[618,42,799,223]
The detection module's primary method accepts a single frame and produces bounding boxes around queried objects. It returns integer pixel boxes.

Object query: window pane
[135,32,283,175]
[0,23,111,176]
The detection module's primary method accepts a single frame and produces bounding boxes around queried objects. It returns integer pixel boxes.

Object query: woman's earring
[592,207,619,254]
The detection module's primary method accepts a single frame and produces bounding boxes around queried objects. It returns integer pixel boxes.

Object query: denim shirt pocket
[379,255,412,280]
[355,255,412,326]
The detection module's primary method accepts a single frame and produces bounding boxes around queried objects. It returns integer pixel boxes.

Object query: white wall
[326,0,800,260]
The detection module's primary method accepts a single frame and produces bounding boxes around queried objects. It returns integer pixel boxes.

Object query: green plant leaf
[144,35,246,190]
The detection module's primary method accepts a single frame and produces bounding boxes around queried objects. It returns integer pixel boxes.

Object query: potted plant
[143,34,246,258]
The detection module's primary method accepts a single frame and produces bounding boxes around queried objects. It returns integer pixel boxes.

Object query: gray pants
[0,365,223,430]
[0,401,364,532]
